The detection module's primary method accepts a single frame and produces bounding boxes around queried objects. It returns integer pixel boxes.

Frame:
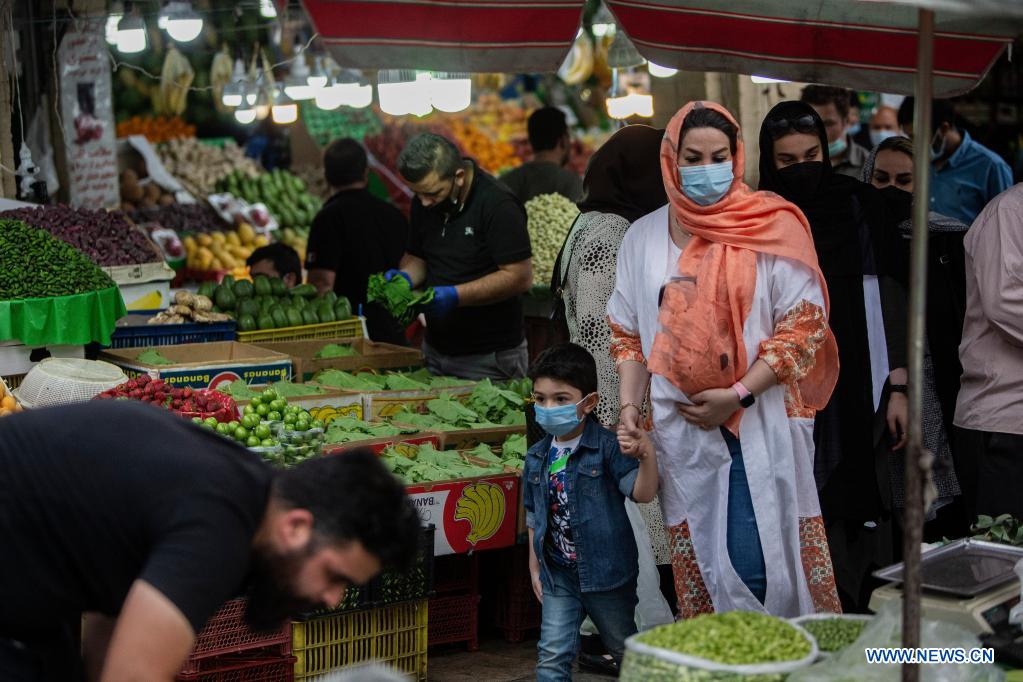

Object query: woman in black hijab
[758,101,908,612]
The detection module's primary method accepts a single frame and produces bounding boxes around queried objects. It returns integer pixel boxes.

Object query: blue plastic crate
[108,314,237,349]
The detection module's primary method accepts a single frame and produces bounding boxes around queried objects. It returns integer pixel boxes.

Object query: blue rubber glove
[384,269,412,288]
[425,285,459,317]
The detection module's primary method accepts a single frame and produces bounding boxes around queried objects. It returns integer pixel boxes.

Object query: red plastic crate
[493,547,541,642]
[176,654,295,681]
[181,599,292,674]
[432,553,478,595]
[428,593,480,651]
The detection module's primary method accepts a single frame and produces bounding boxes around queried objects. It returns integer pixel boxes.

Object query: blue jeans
[536,560,638,682]
[721,427,767,604]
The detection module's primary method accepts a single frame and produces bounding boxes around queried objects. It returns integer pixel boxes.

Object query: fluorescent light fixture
[606,92,653,119]
[378,70,431,117]
[271,90,298,124]
[105,3,124,45]
[221,60,247,107]
[647,62,678,78]
[164,2,203,43]
[254,89,271,120]
[283,50,316,100]
[751,75,791,84]
[116,14,147,53]
[430,73,471,113]
[591,1,616,37]
[234,106,256,124]
[307,56,329,89]
[259,0,277,19]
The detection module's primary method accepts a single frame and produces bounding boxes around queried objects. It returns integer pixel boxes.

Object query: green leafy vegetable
[367,273,435,326]
[464,379,525,423]
[314,370,384,392]
[138,348,174,366]
[384,374,431,391]
[799,617,867,653]
[427,393,480,424]
[314,343,359,359]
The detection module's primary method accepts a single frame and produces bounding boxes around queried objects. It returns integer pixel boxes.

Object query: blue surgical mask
[828,135,848,158]
[535,394,594,438]
[679,162,733,206]
[847,122,862,136]
[870,129,898,148]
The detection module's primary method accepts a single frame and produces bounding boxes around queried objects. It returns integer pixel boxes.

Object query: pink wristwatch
[732,381,755,408]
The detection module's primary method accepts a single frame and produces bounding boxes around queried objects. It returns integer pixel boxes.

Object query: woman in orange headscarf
[607,102,841,618]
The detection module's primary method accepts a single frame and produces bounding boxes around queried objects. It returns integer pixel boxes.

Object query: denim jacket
[522,417,640,593]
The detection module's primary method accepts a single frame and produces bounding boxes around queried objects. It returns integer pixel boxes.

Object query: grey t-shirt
[500,160,583,204]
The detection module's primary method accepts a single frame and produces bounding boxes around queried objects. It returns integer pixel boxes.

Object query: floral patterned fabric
[759,299,830,419]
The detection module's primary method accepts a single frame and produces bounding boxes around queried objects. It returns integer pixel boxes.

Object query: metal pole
[902,8,934,682]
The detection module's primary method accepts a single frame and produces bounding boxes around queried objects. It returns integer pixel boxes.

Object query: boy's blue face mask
[535,394,595,438]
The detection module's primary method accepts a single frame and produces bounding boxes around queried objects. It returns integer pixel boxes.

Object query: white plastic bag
[1009,558,1023,627]
[788,601,1003,682]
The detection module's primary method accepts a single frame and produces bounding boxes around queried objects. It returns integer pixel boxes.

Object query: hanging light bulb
[221,60,247,107]
[430,73,471,113]
[105,2,124,45]
[378,70,431,117]
[283,50,315,100]
[591,2,616,37]
[315,82,344,111]
[116,11,147,54]
[271,89,298,124]
[307,56,329,89]
[606,68,653,119]
[164,2,204,43]
[340,71,373,109]
[253,88,271,121]
[259,0,277,19]
[234,105,257,124]
[647,62,678,78]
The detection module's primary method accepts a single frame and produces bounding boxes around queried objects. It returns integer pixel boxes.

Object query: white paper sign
[59,26,119,209]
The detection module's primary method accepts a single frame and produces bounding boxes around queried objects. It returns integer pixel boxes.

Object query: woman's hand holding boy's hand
[617,424,654,460]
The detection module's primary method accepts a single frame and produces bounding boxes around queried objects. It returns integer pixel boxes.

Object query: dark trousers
[954,427,1023,522]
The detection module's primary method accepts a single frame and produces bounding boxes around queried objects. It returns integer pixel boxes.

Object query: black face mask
[879,185,913,224]
[775,161,824,205]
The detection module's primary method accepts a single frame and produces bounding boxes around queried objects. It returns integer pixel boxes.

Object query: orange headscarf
[648,101,838,434]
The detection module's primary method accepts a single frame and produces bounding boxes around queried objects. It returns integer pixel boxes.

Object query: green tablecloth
[0,286,127,346]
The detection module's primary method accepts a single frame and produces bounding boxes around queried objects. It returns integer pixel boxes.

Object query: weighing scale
[869,538,1023,636]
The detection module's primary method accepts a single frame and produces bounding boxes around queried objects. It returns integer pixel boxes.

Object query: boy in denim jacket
[523,344,658,681]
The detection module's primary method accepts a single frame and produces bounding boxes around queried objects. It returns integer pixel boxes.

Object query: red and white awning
[301,0,585,73]
[606,0,1020,96]
[300,0,1021,96]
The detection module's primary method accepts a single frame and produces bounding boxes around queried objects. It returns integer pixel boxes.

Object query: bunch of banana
[308,405,362,426]
[559,32,595,86]
[156,47,194,116]
[210,47,234,114]
[454,481,506,545]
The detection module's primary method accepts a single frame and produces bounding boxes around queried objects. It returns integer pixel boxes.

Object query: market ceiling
[301,0,1023,96]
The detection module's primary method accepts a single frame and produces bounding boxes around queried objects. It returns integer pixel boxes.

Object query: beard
[243,543,322,632]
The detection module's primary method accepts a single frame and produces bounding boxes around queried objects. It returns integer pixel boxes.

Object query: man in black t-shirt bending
[387,133,533,380]
[0,401,419,682]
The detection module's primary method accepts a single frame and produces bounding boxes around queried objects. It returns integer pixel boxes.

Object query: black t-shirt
[306,188,409,309]
[408,163,532,355]
[0,401,273,635]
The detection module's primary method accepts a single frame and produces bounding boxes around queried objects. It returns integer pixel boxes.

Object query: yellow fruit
[253,235,270,247]
[197,246,215,270]
[210,257,224,271]
[182,235,197,253]
[196,233,213,247]
[210,231,226,244]
[1,396,16,410]
[225,231,241,247]
[237,222,256,246]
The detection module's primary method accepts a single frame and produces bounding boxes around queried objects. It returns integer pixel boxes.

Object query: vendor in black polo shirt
[386,133,533,380]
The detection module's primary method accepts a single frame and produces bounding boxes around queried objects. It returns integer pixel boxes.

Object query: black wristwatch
[732,381,755,408]
[890,384,908,394]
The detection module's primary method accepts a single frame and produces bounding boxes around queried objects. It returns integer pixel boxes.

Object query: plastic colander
[13,358,127,409]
